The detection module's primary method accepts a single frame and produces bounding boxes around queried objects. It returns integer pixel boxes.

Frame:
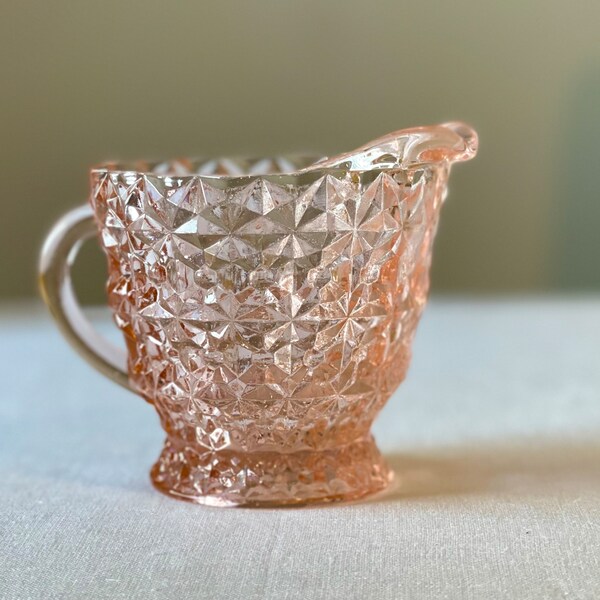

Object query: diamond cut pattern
[91,159,446,505]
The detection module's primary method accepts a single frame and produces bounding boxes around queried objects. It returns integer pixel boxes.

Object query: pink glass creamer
[40,123,477,506]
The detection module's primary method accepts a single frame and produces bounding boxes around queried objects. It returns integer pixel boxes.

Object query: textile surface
[1,298,599,600]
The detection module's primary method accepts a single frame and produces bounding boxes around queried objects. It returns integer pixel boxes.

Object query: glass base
[150,436,392,507]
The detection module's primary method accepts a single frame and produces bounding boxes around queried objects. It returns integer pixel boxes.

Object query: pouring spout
[311,122,478,172]
[434,121,478,163]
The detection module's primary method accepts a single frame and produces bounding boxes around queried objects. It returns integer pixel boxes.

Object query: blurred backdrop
[1,0,599,302]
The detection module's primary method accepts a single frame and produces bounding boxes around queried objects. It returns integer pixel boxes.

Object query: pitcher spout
[310,121,478,172]
[431,121,478,163]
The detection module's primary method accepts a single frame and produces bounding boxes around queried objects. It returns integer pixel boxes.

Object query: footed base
[150,436,392,507]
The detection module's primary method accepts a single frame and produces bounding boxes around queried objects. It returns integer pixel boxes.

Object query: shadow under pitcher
[39,123,477,507]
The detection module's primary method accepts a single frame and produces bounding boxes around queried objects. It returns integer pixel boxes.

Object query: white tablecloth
[1,298,599,600]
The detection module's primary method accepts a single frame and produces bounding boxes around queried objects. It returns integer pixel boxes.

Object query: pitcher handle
[39,205,132,391]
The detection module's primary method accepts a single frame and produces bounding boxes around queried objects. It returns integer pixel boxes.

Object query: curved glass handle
[39,205,132,391]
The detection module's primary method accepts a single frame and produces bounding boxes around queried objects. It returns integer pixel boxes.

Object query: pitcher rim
[90,121,478,183]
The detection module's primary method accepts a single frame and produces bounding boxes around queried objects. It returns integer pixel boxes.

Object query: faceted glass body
[84,124,477,506]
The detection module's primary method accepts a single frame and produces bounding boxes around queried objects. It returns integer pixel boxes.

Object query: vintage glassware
[39,123,477,506]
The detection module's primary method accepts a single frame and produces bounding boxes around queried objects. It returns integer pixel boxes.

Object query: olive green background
[2,0,599,302]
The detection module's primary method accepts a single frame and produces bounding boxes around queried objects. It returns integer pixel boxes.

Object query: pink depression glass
[39,123,477,507]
